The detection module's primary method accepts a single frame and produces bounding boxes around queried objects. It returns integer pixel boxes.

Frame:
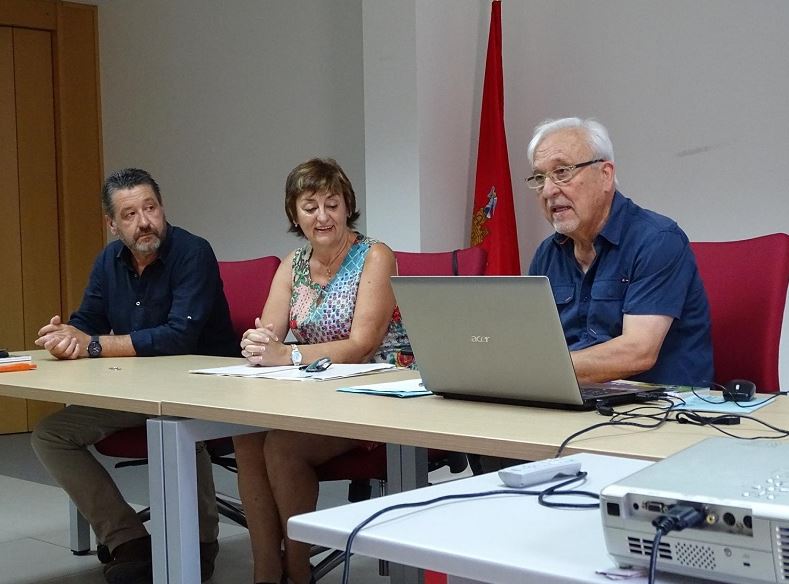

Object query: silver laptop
[391,276,665,410]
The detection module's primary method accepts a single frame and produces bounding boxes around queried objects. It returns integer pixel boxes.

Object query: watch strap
[290,344,302,366]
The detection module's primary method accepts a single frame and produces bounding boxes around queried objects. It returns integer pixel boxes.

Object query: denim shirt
[529,192,713,386]
[69,224,238,357]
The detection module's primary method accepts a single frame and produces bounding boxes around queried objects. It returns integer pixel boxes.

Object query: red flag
[470,0,520,275]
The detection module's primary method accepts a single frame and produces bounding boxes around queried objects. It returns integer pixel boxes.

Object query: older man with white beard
[526,117,712,387]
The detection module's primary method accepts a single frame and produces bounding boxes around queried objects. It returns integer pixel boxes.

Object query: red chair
[394,245,487,276]
[217,256,282,340]
[81,256,281,557]
[691,234,789,392]
[310,246,487,580]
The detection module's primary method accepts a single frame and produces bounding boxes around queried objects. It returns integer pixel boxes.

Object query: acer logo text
[470,336,491,343]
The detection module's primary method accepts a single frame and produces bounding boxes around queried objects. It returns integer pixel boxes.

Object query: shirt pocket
[590,279,628,301]
[551,285,575,306]
[589,279,628,338]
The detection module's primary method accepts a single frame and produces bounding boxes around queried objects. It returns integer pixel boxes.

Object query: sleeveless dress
[289,233,414,368]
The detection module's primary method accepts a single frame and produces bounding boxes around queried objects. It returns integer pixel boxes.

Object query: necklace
[315,234,353,277]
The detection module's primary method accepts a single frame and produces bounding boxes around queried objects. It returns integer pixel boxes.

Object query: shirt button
[135,301,141,306]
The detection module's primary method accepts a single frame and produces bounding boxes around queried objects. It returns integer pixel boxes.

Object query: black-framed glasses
[525,159,604,191]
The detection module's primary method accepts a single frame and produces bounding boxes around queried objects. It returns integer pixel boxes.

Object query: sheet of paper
[189,362,395,381]
[670,390,775,413]
[337,377,432,398]
[189,364,295,377]
[0,354,33,365]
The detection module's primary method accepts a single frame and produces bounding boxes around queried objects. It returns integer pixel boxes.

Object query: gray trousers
[31,405,219,553]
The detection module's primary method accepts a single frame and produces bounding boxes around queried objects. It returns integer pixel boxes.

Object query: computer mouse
[722,379,756,402]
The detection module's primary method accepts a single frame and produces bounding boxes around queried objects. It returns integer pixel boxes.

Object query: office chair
[75,255,281,559]
[690,233,789,392]
[309,246,487,580]
[393,245,487,276]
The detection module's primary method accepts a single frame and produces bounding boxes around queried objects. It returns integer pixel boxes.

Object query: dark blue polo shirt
[69,224,238,357]
[529,191,713,386]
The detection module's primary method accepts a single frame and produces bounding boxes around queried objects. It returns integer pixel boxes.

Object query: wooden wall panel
[55,2,105,316]
[13,28,61,349]
[0,396,28,435]
[0,3,103,433]
[0,0,56,30]
[0,27,28,434]
[0,28,24,352]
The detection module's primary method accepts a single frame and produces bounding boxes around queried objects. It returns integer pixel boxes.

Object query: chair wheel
[97,543,112,563]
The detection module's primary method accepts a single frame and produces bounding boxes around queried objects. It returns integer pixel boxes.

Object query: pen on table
[0,362,37,373]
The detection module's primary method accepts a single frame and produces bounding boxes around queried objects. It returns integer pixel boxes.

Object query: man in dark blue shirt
[525,118,713,386]
[31,168,237,584]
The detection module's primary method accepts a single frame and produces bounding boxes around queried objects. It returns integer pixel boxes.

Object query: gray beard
[119,232,163,255]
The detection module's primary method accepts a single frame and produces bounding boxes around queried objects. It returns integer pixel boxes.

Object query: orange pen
[0,362,37,373]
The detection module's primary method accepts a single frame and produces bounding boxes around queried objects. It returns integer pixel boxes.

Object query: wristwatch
[290,344,303,367]
[87,335,102,358]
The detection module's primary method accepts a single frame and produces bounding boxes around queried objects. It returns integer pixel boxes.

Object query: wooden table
[2,352,786,584]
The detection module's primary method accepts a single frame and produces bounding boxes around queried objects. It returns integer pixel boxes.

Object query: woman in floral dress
[233,158,412,584]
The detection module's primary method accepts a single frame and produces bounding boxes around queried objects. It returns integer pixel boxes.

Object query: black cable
[559,393,789,457]
[647,505,705,584]
[339,471,598,584]
[556,398,680,457]
[538,471,600,509]
[675,411,741,426]
[682,411,789,440]
[647,528,663,584]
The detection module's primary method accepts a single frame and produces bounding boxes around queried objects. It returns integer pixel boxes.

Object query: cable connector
[652,504,705,535]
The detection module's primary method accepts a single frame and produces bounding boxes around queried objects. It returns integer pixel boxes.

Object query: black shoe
[200,540,219,581]
[103,535,152,584]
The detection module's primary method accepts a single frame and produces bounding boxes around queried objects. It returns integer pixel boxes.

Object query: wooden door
[0,1,105,433]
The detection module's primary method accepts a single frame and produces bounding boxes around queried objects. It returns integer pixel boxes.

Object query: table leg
[385,443,428,584]
[147,417,169,584]
[68,500,91,554]
[147,417,264,584]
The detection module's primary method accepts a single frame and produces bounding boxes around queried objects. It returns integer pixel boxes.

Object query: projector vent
[627,536,672,560]
[777,525,789,580]
[673,541,716,570]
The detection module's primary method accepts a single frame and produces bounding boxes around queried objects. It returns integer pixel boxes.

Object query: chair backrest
[690,233,789,391]
[394,246,487,276]
[218,256,281,341]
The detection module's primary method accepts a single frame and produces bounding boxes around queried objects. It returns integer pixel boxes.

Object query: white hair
[527,117,615,166]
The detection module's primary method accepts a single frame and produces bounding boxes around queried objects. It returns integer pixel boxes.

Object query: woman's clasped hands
[240,317,285,365]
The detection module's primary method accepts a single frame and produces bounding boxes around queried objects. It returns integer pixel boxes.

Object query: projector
[600,437,789,584]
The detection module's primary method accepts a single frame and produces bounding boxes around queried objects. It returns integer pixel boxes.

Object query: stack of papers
[0,354,32,365]
[337,378,432,398]
[190,362,396,381]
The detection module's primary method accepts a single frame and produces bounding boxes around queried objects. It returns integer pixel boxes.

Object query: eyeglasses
[525,159,604,191]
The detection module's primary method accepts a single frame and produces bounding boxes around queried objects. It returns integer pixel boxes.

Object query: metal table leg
[147,417,262,584]
[385,443,428,584]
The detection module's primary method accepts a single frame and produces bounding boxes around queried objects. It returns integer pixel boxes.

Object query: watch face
[88,339,102,358]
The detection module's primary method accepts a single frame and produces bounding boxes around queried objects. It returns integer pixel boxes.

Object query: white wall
[97,0,789,259]
[98,0,364,261]
[503,0,789,256]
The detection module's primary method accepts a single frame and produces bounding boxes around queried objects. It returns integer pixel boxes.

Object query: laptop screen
[391,275,587,407]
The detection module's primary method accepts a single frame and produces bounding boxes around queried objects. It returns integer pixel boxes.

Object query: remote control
[498,458,582,488]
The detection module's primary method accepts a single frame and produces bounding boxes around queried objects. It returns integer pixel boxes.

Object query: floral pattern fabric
[289,233,413,367]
